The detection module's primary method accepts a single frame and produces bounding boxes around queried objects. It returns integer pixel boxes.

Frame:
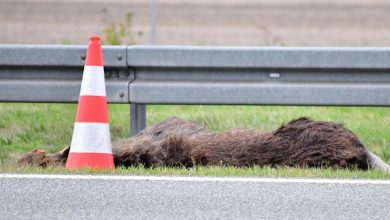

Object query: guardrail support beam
[130,104,146,136]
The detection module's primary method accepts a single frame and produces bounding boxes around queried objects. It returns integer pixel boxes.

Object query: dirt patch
[2,0,390,46]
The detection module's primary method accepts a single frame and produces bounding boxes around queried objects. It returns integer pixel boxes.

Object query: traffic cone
[65,35,115,170]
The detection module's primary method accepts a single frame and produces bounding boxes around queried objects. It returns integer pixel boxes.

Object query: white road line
[1,173,390,185]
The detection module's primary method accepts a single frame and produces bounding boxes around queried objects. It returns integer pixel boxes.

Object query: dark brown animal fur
[18,117,371,170]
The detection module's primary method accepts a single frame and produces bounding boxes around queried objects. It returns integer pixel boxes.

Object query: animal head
[17,149,46,166]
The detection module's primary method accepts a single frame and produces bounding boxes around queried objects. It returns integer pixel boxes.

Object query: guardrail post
[130,104,146,136]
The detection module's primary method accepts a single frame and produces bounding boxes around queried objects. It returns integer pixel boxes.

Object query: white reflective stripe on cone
[80,66,106,97]
[70,122,112,153]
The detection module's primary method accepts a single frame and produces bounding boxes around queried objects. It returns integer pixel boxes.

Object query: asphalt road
[1,174,390,220]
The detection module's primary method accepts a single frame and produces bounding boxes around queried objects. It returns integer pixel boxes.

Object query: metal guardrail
[0,45,129,103]
[1,45,390,135]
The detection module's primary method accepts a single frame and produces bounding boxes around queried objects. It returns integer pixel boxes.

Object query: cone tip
[89,35,100,43]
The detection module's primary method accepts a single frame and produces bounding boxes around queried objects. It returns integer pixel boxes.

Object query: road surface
[1,174,390,219]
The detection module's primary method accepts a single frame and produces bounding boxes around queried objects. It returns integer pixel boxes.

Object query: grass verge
[1,163,390,179]
[1,103,390,178]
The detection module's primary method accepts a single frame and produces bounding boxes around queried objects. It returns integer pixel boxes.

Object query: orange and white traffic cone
[65,35,114,170]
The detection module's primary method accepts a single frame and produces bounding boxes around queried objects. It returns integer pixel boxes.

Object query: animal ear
[59,146,70,158]
[32,149,45,154]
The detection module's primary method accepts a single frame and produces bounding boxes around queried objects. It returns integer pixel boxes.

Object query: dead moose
[18,117,390,173]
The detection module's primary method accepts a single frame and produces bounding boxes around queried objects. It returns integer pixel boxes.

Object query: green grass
[1,103,390,178]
